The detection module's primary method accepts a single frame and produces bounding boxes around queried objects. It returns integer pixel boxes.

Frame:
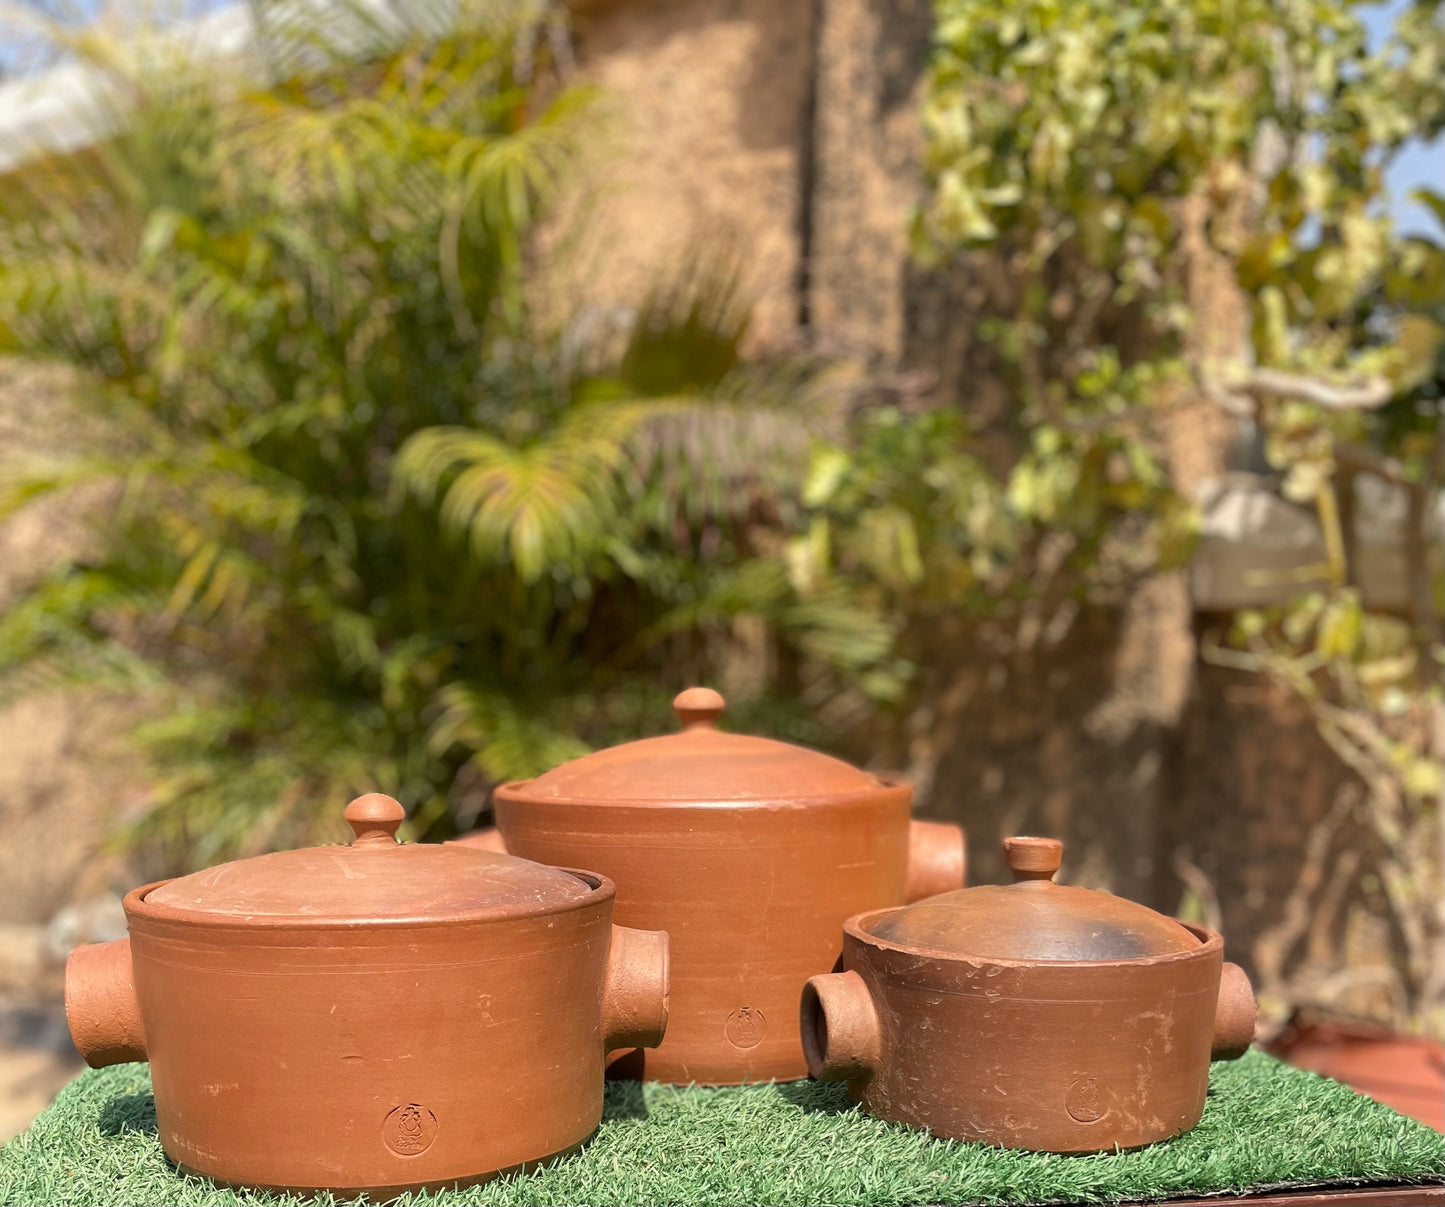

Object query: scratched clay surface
[62,794,669,1199]
[455,688,965,1084]
[803,837,1257,1152]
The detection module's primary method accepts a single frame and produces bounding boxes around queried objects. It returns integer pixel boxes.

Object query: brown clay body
[802,837,1256,1153]
[64,795,669,1199]
[455,688,966,1085]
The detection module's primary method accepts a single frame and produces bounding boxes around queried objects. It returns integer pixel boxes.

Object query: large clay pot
[801,836,1256,1153]
[64,794,669,1199]
[454,687,966,1085]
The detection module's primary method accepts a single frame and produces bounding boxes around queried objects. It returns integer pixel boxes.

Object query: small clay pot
[454,688,966,1084]
[65,794,669,1199]
[801,836,1256,1153]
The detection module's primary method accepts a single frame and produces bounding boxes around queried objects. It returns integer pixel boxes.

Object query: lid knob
[673,686,725,730]
[1004,836,1062,883]
[345,793,405,847]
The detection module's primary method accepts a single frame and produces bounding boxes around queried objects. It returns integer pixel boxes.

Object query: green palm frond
[425,681,591,785]
[782,584,899,676]
[127,689,399,865]
[396,420,614,582]
[446,88,602,239]
[615,254,751,393]
[395,388,746,581]
[624,395,816,525]
[0,566,159,698]
[0,0,894,869]
[0,458,123,522]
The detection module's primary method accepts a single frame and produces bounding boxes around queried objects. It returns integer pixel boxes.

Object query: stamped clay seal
[724,1006,766,1050]
[383,1103,438,1156]
[1065,1076,1108,1124]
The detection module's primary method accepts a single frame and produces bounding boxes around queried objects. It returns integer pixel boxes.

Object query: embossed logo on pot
[1065,1077,1107,1123]
[725,1007,765,1049]
[383,1103,438,1156]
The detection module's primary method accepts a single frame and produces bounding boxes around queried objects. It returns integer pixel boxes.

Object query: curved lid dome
[504,687,890,805]
[865,836,1199,961]
[144,794,594,922]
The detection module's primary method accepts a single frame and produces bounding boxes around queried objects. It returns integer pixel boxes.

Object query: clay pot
[801,835,1256,1153]
[64,794,669,1199]
[454,687,966,1085]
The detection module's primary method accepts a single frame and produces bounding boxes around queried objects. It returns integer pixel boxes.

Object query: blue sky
[1360,1,1443,237]
[1383,126,1440,238]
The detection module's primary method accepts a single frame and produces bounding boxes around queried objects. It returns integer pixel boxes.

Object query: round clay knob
[345,793,405,847]
[1004,836,1062,882]
[673,686,725,730]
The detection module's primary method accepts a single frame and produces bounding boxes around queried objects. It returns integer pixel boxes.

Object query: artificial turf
[2,1050,1442,1206]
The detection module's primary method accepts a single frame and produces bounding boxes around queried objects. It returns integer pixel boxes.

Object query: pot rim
[124,866,616,931]
[843,911,1224,970]
[494,779,912,810]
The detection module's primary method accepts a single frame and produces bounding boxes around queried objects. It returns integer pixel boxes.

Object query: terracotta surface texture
[454,688,965,1085]
[802,835,1257,1153]
[871,836,1199,961]
[63,794,669,1200]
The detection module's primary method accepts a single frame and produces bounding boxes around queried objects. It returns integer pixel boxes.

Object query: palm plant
[0,1,893,866]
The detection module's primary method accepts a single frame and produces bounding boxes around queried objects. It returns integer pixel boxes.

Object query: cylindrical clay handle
[1212,961,1256,1060]
[905,819,967,901]
[800,970,880,1081]
[601,925,670,1051]
[65,938,147,1067]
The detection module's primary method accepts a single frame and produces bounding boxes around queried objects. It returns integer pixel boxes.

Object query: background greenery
[0,2,897,861]
[0,0,1173,865]
[0,0,1440,1037]
[915,0,1445,1033]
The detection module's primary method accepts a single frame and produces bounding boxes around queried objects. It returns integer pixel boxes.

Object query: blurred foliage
[919,0,1443,1031]
[790,398,1185,638]
[917,0,1443,472]
[0,0,1440,962]
[0,1,892,863]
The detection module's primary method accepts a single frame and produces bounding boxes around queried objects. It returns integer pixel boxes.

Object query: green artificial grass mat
[2,1050,1442,1207]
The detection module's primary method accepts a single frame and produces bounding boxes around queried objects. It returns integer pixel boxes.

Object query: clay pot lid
[504,687,888,805]
[144,794,593,921]
[865,836,1199,962]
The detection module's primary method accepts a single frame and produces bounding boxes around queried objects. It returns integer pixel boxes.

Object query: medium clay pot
[453,688,965,1085]
[65,794,669,1199]
[801,836,1256,1153]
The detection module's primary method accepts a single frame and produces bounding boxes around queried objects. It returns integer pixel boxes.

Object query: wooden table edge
[1136,1179,1445,1205]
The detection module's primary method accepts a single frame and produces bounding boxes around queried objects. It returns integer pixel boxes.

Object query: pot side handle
[800,970,881,1082]
[450,826,508,853]
[1212,961,1257,1061]
[905,819,967,901]
[65,938,147,1067]
[601,925,670,1052]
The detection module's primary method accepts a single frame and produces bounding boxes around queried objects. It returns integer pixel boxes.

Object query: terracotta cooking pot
[801,835,1256,1153]
[454,687,965,1085]
[64,794,669,1199]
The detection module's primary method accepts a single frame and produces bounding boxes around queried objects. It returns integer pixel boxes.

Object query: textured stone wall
[0,361,150,930]
[560,0,817,348]
[892,575,1195,905]
[807,0,934,360]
